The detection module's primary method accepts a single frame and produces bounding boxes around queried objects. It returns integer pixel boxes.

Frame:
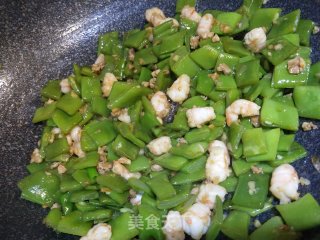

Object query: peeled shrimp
[186,107,216,128]
[196,183,227,209]
[151,91,170,119]
[181,5,201,23]
[102,73,117,97]
[244,27,267,53]
[147,136,172,156]
[80,223,112,240]
[112,157,141,180]
[167,74,191,104]
[182,203,211,240]
[197,14,214,39]
[225,99,260,126]
[163,211,185,240]
[270,164,300,204]
[206,140,231,184]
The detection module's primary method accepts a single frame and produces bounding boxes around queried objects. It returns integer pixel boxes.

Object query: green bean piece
[126,156,150,173]
[147,175,176,200]
[235,59,260,87]
[277,134,295,152]
[84,119,116,147]
[82,209,113,222]
[232,159,274,177]
[80,130,98,152]
[61,192,73,215]
[237,0,263,18]
[60,175,83,193]
[171,169,206,185]
[18,170,60,207]
[293,86,320,119]
[268,10,301,39]
[138,204,165,240]
[271,142,307,167]
[112,135,139,160]
[154,153,188,171]
[221,37,252,57]
[115,122,145,148]
[44,208,62,230]
[276,193,320,231]
[108,84,152,109]
[180,155,207,173]
[52,109,82,134]
[176,0,196,12]
[72,169,95,187]
[110,212,139,240]
[190,45,219,69]
[196,71,215,96]
[56,211,92,236]
[206,197,223,240]
[260,98,299,131]
[141,193,157,208]
[228,122,245,153]
[156,192,189,209]
[232,172,270,209]
[75,201,102,212]
[32,102,57,123]
[91,96,109,117]
[70,190,99,203]
[128,178,153,196]
[56,92,83,115]
[308,61,320,85]
[272,57,310,88]
[169,108,189,131]
[71,152,99,170]
[170,142,208,159]
[170,46,201,78]
[242,128,268,158]
[212,12,243,35]
[221,211,250,240]
[44,137,70,160]
[247,128,280,161]
[41,80,62,100]
[220,177,238,192]
[26,162,49,174]
[262,36,299,65]
[96,173,129,193]
[182,96,208,109]
[249,8,282,31]
[174,195,197,213]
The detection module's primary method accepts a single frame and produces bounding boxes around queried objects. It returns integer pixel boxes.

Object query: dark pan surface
[0,0,319,239]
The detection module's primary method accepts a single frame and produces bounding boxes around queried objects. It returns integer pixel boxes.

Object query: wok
[0,0,319,239]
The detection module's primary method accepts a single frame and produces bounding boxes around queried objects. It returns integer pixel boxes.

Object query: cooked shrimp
[92,53,105,73]
[30,148,42,163]
[225,99,261,126]
[80,223,112,240]
[147,136,172,156]
[112,157,141,180]
[151,91,170,119]
[206,140,231,184]
[182,203,211,240]
[102,73,117,97]
[111,108,131,123]
[244,27,266,53]
[270,164,300,204]
[162,211,185,240]
[167,74,191,103]
[186,107,216,128]
[130,193,142,206]
[69,126,86,158]
[181,5,201,23]
[196,183,227,209]
[145,7,166,27]
[60,78,71,94]
[197,14,214,39]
